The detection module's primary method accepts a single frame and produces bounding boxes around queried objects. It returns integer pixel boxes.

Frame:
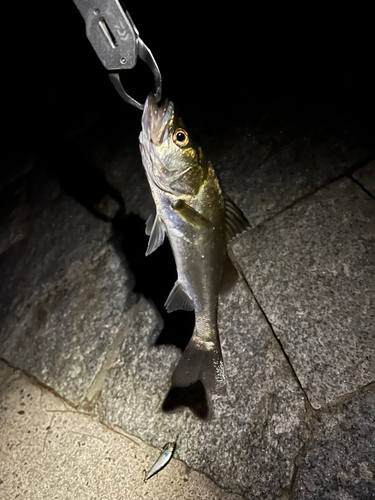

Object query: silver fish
[144,441,176,481]
[139,94,249,394]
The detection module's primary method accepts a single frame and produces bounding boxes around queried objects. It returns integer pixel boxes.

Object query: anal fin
[165,281,194,313]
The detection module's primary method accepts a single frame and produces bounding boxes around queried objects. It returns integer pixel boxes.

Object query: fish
[144,440,177,481]
[139,93,249,395]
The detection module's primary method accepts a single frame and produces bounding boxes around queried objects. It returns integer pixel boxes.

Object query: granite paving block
[211,136,346,229]
[196,104,373,228]
[0,167,111,341]
[102,143,154,222]
[0,155,34,191]
[1,245,134,406]
[352,160,375,197]
[292,387,375,500]
[97,282,308,500]
[233,177,374,409]
[0,360,244,500]
[0,173,29,256]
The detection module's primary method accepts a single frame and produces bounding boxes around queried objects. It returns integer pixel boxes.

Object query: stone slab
[233,177,374,409]
[352,160,375,197]
[1,245,134,406]
[292,387,375,500]
[97,283,308,500]
[194,102,374,229]
[0,173,29,256]
[101,143,154,223]
[0,155,34,192]
[0,167,111,340]
[0,360,243,500]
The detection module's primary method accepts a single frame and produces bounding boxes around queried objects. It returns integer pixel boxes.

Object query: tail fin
[171,336,227,395]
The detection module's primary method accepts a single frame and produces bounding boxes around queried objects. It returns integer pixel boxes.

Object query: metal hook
[73,0,162,110]
[109,38,162,110]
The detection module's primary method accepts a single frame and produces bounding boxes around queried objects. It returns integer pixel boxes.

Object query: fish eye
[173,128,189,147]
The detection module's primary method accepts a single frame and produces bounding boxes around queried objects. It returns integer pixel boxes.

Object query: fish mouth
[141,93,174,145]
[140,93,190,196]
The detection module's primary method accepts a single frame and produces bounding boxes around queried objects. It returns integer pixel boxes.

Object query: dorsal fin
[224,193,250,243]
[145,215,166,256]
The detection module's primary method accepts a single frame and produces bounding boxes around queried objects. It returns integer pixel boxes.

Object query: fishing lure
[144,440,177,481]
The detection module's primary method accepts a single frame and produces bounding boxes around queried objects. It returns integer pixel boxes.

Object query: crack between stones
[79,299,141,412]
[320,380,375,412]
[347,174,375,200]
[228,156,375,411]
[287,440,310,500]
[0,357,142,445]
[228,250,374,499]
[0,357,78,409]
[250,156,375,230]
[288,381,375,499]
[238,272,315,414]
[227,249,320,499]
[0,357,248,499]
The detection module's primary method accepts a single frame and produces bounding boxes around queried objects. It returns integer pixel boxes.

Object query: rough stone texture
[101,140,154,222]
[233,177,374,409]
[0,155,34,192]
[97,283,308,500]
[0,167,111,342]
[292,387,375,500]
[197,104,373,228]
[0,361,243,500]
[352,160,375,197]
[95,296,180,429]
[1,245,134,405]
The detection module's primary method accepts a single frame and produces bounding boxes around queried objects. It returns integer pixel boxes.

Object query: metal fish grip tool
[73,0,162,109]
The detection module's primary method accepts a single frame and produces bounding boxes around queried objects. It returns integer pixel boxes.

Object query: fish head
[139,93,208,197]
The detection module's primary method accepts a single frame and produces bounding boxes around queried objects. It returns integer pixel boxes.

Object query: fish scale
[139,94,250,395]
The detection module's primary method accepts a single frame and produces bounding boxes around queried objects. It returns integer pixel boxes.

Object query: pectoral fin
[172,200,212,229]
[165,281,194,313]
[146,215,166,256]
[224,193,250,242]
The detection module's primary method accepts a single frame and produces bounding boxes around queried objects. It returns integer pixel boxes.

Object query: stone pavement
[0,101,374,499]
[0,361,242,500]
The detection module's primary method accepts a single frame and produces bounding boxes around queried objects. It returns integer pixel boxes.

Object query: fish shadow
[52,145,124,221]
[111,212,210,419]
[162,381,209,420]
[40,134,209,418]
[111,211,195,350]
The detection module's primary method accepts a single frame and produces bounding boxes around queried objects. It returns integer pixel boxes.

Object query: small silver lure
[144,440,177,481]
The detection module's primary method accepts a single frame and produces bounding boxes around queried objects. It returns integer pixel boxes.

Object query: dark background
[3,2,373,174]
